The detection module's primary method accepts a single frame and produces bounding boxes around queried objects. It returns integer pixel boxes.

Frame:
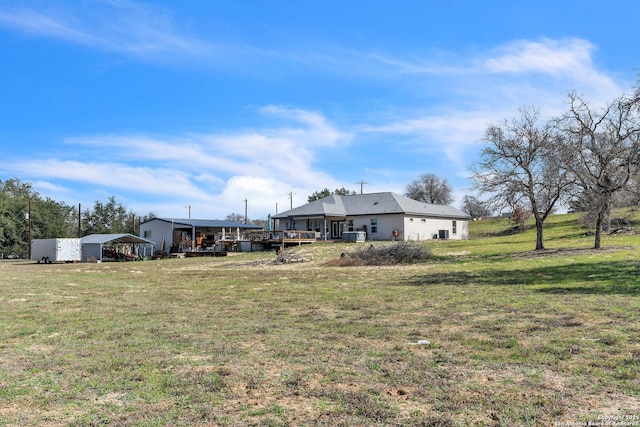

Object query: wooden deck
[246,230,318,248]
[189,230,320,254]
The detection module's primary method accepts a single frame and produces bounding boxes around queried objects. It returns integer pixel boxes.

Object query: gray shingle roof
[273,192,469,219]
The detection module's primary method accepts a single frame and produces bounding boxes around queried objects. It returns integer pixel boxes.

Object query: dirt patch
[442,250,471,256]
[511,246,631,259]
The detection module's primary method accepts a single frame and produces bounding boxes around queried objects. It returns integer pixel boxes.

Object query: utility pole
[77,203,82,237]
[288,192,295,210]
[274,202,279,233]
[28,199,32,260]
[355,180,368,194]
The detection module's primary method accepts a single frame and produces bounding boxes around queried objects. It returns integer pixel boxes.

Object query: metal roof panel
[80,233,156,245]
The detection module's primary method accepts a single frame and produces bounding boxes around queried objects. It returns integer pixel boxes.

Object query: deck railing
[200,230,320,243]
[245,230,318,243]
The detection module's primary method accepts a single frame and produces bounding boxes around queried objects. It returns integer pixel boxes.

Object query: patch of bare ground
[510,246,632,259]
[556,393,640,424]
[441,250,471,256]
[0,403,21,419]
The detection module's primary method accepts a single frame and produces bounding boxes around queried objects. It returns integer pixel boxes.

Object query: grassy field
[1,212,640,426]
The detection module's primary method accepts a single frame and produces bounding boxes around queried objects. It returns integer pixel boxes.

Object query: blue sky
[1,1,638,220]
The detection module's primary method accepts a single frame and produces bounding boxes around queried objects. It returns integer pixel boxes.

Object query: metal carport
[80,234,155,262]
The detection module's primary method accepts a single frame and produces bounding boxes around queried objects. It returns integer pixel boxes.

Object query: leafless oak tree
[405,173,453,205]
[557,92,640,249]
[470,107,573,250]
[460,195,493,218]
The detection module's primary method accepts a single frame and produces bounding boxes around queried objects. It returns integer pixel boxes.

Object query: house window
[370,219,378,233]
[421,218,426,223]
[310,219,322,233]
[143,230,152,239]
[452,220,457,235]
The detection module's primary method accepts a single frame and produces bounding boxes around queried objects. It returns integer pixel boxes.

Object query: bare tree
[470,106,573,250]
[460,195,493,218]
[557,92,640,249]
[510,205,533,233]
[405,173,453,205]
[619,176,640,206]
[632,71,640,105]
[225,213,246,223]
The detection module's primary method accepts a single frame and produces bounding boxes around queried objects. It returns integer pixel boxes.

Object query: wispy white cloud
[357,37,625,153]
[63,105,350,188]
[3,105,349,218]
[259,105,350,147]
[31,180,70,194]
[312,38,623,109]
[1,24,631,216]
[479,38,621,100]
[482,38,595,75]
[8,159,214,200]
[0,8,101,45]
[334,36,633,203]
[0,0,624,99]
[0,1,216,61]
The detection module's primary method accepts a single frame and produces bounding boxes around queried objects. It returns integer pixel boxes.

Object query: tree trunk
[594,212,603,249]
[604,204,611,232]
[534,216,545,250]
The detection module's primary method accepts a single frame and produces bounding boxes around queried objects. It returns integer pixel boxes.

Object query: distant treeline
[0,178,155,257]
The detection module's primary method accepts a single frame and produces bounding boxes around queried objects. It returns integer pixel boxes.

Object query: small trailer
[31,238,82,263]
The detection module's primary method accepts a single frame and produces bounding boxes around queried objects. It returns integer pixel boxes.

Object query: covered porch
[280,215,354,240]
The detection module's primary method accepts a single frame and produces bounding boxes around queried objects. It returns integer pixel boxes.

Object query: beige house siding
[403,216,469,241]
[355,215,469,241]
[352,214,404,241]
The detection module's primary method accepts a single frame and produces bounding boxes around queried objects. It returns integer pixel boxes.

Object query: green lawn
[1,212,639,426]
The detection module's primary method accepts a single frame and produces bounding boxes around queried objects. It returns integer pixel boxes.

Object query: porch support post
[324,216,327,241]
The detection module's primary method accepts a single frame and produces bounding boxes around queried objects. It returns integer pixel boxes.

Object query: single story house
[272,192,470,241]
[139,218,263,254]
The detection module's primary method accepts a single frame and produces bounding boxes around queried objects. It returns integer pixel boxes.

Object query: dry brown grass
[1,221,640,426]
